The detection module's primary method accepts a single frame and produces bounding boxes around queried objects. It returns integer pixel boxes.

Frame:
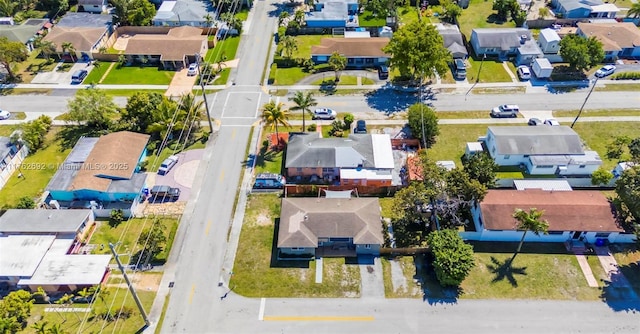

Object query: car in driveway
[490,104,519,118]
[517,66,531,80]
[528,118,542,126]
[71,69,88,84]
[377,65,389,80]
[353,120,367,134]
[312,108,337,120]
[0,109,10,120]
[187,63,198,76]
[150,185,181,201]
[158,155,179,175]
[544,118,560,126]
[595,65,616,78]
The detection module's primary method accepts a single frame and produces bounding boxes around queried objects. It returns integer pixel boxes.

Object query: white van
[71,69,88,84]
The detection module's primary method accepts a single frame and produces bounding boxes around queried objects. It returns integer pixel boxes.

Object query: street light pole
[196,53,214,133]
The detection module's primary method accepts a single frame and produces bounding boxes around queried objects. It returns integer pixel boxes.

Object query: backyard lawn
[206,36,241,63]
[427,123,506,166]
[0,127,71,208]
[383,242,603,300]
[458,0,515,37]
[571,121,640,170]
[359,10,386,27]
[230,194,361,297]
[100,66,175,85]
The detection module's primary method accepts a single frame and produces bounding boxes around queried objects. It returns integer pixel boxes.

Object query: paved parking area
[165,68,198,97]
[31,61,93,84]
[148,149,204,202]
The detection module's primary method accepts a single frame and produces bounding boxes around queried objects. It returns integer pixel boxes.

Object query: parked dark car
[527,118,542,126]
[453,59,466,80]
[378,65,389,80]
[150,185,181,201]
[354,120,367,134]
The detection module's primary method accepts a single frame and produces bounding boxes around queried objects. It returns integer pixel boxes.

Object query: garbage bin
[595,238,605,247]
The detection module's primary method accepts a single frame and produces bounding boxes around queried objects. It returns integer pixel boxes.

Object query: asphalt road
[157,0,277,333]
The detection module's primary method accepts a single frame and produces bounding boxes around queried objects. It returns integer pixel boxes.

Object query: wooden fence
[284,184,400,196]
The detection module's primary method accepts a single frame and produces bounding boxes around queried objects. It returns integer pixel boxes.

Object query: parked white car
[0,109,10,120]
[595,65,616,78]
[312,108,337,120]
[187,63,198,76]
[517,65,531,80]
[490,104,520,118]
[158,155,179,175]
[544,118,560,126]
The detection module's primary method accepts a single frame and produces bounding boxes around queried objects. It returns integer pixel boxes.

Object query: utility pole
[108,243,150,326]
[196,53,214,133]
[571,76,599,128]
[465,53,486,98]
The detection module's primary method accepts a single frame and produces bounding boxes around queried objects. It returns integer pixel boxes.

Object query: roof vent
[304,214,308,221]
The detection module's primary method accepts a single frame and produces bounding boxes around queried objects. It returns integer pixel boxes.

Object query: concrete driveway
[31,61,92,84]
[165,68,197,97]
[148,149,204,202]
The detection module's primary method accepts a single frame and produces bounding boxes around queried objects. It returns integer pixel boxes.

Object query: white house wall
[493,154,528,166]
[559,163,599,176]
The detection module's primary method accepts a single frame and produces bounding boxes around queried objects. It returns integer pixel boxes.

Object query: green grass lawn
[466,58,513,83]
[359,10,386,27]
[0,127,70,208]
[572,122,640,170]
[362,77,375,85]
[100,66,175,85]
[15,53,57,83]
[552,109,640,118]
[26,288,155,334]
[84,62,113,84]
[235,8,250,21]
[230,194,361,297]
[102,89,167,98]
[610,244,640,296]
[458,0,515,37]
[90,217,178,265]
[146,136,208,172]
[595,83,640,92]
[274,67,308,86]
[213,68,231,85]
[427,123,503,166]
[311,75,359,85]
[206,36,241,63]
[290,35,331,59]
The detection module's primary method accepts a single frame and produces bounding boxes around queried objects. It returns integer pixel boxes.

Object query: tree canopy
[0,36,28,80]
[513,208,549,256]
[110,0,156,26]
[66,88,119,132]
[615,165,640,229]
[559,35,604,72]
[121,91,165,133]
[383,20,451,81]
[427,229,475,287]
[407,103,439,148]
[0,290,34,332]
[328,51,347,81]
[462,152,498,188]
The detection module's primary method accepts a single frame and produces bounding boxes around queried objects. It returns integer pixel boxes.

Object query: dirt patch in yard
[107,273,162,291]
[255,213,272,226]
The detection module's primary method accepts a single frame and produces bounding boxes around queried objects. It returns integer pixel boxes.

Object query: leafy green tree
[0,36,28,80]
[626,2,640,18]
[146,98,179,141]
[122,91,165,133]
[280,35,298,59]
[462,152,498,187]
[46,323,67,334]
[391,182,434,247]
[427,229,475,287]
[126,0,156,26]
[0,290,34,331]
[343,113,354,129]
[17,115,52,153]
[220,12,243,32]
[406,103,439,148]
[512,208,549,257]
[492,0,513,21]
[288,91,317,131]
[446,168,487,203]
[328,51,347,82]
[538,7,550,19]
[278,11,289,26]
[261,101,290,143]
[606,135,632,160]
[591,168,613,186]
[628,137,640,162]
[16,196,35,209]
[66,88,118,131]
[615,165,640,225]
[364,0,392,17]
[559,35,604,72]
[294,9,305,25]
[383,20,451,81]
[439,0,462,24]
[31,320,48,334]
[109,209,125,227]
[138,219,167,265]
[0,0,18,17]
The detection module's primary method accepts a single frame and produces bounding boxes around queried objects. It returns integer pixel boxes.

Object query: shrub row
[611,72,640,80]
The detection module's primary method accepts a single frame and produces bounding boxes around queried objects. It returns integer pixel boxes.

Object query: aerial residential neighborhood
[0,0,639,333]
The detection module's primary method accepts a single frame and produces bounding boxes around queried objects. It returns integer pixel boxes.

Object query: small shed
[532,58,553,78]
[465,142,484,157]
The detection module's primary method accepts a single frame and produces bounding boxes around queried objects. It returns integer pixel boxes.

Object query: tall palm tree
[627,3,640,18]
[280,35,298,59]
[0,0,18,17]
[31,320,48,334]
[328,51,347,82]
[61,42,76,62]
[261,101,290,148]
[36,40,57,62]
[46,323,67,334]
[512,208,549,259]
[288,91,317,131]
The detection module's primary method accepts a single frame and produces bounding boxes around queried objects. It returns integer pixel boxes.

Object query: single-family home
[552,0,619,19]
[305,0,359,28]
[120,26,208,69]
[436,24,468,59]
[152,0,215,27]
[470,28,543,65]
[277,197,384,259]
[311,37,390,68]
[537,28,564,63]
[45,131,150,218]
[577,22,640,61]
[0,135,28,191]
[480,126,602,176]
[77,0,108,13]
[0,19,49,52]
[469,189,636,244]
[42,12,112,61]
[0,235,111,292]
[0,209,94,242]
[285,133,395,186]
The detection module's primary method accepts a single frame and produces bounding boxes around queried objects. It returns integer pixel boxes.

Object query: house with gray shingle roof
[152,0,216,27]
[285,132,395,186]
[0,19,48,52]
[551,0,619,19]
[436,24,468,59]
[277,197,384,259]
[470,28,542,65]
[481,126,602,176]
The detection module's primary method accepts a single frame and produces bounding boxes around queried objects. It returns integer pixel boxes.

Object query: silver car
[312,108,337,120]
[158,155,179,175]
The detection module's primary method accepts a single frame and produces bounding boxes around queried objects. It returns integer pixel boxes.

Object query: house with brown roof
[278,198,384,259]
[577,22,640,61]
[311,37,390,68]
[467,189,636,244]
[45,131,150,218]
[122,26,208,69]
[42,12,112,61]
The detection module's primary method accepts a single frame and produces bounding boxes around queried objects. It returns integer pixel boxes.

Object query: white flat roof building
[19,254,111,287]
[0,235,55,279]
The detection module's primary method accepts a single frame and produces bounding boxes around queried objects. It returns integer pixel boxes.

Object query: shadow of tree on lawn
[487,256,528,287]
[599,262,640,313]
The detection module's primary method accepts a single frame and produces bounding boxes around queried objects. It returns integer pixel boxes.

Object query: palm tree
[46,323,67,334]
[61,42,76,62]
[280,35,298,59]
[0,0,18,17]
[294,9,305,25]
[512,208,549,259]
[176,93,204,142]
[31,320,48,334]
[328,51,347,82]
[261,101,290,148]
[203,13,213,27]
[147,98,177,142]
[36,40,57,62]
[627,3,640,18]
[288,91,317,131]
[278,11,289,26]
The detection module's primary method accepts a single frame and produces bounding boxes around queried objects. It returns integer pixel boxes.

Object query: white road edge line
[221,92,232,119]
[254,93,263,119]
[258,298,265,321]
